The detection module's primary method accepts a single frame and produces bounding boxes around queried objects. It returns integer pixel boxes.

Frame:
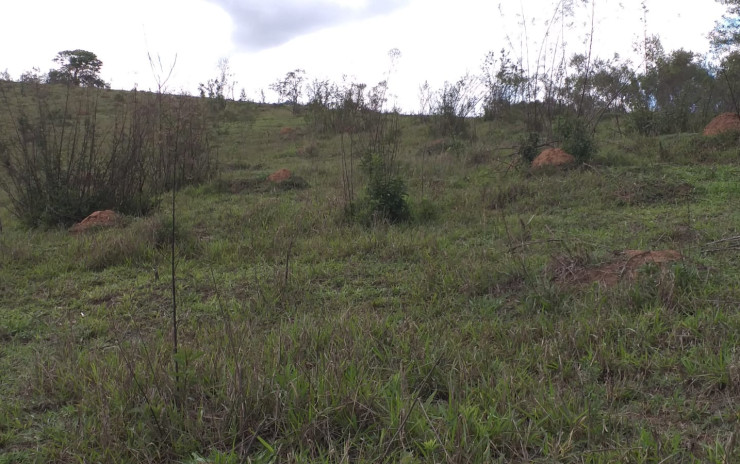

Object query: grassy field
[1,82,740,463]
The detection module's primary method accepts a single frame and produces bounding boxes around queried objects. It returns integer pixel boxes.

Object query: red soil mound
[279,127,297,140]
[69,210,120,234]
[703,112,740,136]
[531,148,575,168]
[268,168,292,183]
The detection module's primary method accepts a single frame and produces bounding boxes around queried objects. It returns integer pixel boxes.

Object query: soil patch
[70,210,121,234]
[703,112,740,136]
[550,250,682,288]
[279,127,298,140]
[424,138,451,155]
[268,168,292,183]
[532,148,575,168]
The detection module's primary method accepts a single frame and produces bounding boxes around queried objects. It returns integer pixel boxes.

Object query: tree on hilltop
[47,49,109,88]
[270,69,306,114]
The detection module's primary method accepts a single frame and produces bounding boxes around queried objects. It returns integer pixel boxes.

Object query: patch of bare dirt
[424,138,450,155]
[550,250,682,288]
[531,148,575,168]
[703,112,740,136]
[279,127,298,140]
[268,168,292,183]
[69,210,121,234]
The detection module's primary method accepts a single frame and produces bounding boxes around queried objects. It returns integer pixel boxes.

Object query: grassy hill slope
[1,81,739,462]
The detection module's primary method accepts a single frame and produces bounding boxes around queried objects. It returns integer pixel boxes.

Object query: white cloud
[205,0,410,51]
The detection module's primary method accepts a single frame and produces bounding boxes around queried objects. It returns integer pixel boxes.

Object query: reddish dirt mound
[703,112,740,136]
[425,138,449,154]
[279,127,297,140]
[551,250,682,288]
[532,148,575,168]
[268,168,292,183]
[69,210,121,234]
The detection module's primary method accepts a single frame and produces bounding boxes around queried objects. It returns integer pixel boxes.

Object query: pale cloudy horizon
[2,0,729,111]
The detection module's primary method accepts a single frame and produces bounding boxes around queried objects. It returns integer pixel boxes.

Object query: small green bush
[350,154,410,225]
[556,116,597,163]
[518,132,540,164]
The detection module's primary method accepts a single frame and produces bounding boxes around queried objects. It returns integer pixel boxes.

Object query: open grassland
[1,84,740,462]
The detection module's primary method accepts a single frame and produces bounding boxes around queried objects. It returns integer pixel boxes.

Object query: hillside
[1,80,740,462]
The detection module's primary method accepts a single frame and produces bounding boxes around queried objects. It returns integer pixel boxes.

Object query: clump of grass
[613,178,695,206]
[73,213,201,271]
[487,183,530,210]
[208,174,309,194]
[657,131,740,163]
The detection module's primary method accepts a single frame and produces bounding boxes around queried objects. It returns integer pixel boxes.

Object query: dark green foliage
[47,49,108,88]
[630,46,715,134]
[412,198,438,222]
[518,131,540,163]
[352,154,410,225]
[556,116,597,163]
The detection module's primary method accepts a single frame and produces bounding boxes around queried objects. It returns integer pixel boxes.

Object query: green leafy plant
[556,116,597,163]
[353,153,410,225]
[47,49,109,88]
[518,131,540,164]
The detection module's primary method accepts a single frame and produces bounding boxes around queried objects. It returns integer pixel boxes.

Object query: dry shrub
[0,82,214,227]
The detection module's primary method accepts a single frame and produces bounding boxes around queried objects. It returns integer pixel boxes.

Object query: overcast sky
[2,0,728,111]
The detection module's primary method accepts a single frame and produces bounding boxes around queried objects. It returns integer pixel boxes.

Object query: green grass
[1,82,740,462]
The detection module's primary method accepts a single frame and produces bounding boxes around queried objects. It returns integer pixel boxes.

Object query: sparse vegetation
[556,115,597,163]
[0,81,214,227]
[2,3,740,462]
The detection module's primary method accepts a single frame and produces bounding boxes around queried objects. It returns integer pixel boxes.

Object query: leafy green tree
[711,0,740,52]
[711,2,740,114]
[47,49,108,88]
[633,46,713,134]
[270,69,306,114]
[481,49,528,121]
[715,51,740,113]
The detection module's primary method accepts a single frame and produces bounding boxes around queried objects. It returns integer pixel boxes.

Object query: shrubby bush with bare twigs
[0,82,214,227]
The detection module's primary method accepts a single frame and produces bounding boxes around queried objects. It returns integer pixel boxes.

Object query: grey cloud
[207,0,409,51]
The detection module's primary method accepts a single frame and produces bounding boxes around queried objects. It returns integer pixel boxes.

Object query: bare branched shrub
[0,81,214,227]
[332,78,409,224]
[270,69,306,114]
[430,74,481,139]
[481,49,528,121]
[304,78,340,136]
